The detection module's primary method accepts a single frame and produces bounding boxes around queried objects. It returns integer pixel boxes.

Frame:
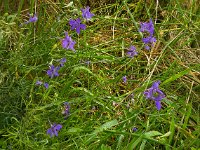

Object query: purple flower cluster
[46,101,70,137]
[46,58,66,78]
[144,81,165,110]
[35,58,66,90]
[139,19,156,50]
[61,6,94,51]
[119,19,165,110]
[45,6,94,138]
[125,19,156,58]
[122,79,166,111]
[30,5,167,139]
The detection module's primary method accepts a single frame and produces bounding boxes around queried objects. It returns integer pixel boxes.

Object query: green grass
[0,0,200,149]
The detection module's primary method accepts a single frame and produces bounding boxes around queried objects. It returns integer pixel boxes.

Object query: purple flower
[46,65,60,78]
[36,80,49,89]
[69,18,86,34]
[81,6,94,21]
[139,19,156,50]
[142,36,156,50]
[144,45,150,50]
[132,127,138,132]
[47,123,62,137]
[62,102,70,119]
[139,19,154,36]
[36,80,43,85]
[29,14,38,22]
[62,32,76,51]
[142,36,156,44]
[60,58,66,67]
[127,45,138,58]
[144,81,165,110]
[44,82,49,89]
[25,13,38,24]
[122,76,127,83]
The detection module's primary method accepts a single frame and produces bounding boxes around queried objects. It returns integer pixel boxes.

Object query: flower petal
[155,101,161,110]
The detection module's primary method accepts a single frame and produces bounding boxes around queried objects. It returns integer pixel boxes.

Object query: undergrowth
[0,0,200,149]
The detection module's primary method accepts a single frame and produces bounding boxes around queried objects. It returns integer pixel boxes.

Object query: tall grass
[0,0,199,149]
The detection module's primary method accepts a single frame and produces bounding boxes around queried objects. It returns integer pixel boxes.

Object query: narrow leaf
[144,131,163,138]
[67,127,83,133]
[162,69,190,85]
[127,135,143,150]
[93,119,118,134]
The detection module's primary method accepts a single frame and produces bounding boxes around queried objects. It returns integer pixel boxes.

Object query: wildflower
[44,82,49,89]
[25,13,38,24]
[139,19,154,36]
[132,127,138,132]
[62,102,70,119]
[62,32,76,51]
[36,80,43,85]
[36,80,49,89]
[142,36,156,50]
[139,19,156,50]
[122,76,127,83]
[127,45,138,58]
[46,65,60,78]
[47,123,62,137]
[144,81,165,110]
[142,36,156,44]
[144,45,150,50]
[69,18,86,34]
[81,6,94,21]
[60,58,66,67]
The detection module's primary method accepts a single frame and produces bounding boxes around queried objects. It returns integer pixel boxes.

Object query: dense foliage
[0,0,199,149]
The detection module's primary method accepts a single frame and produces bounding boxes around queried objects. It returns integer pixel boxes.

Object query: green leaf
[126,135,143,150]
[70,66,102,82]
[167,116,175,150]
[159,131,171,138]
[139,139,147,150]
[67,127,83,133]
[162,68,190,85]
[144,131,163,138]
[71,66,93,75]
[191,148,200,150]
[116,135,124,150]
[93,119,118,134]
[86,120,118,146]
[71,87,94,96]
